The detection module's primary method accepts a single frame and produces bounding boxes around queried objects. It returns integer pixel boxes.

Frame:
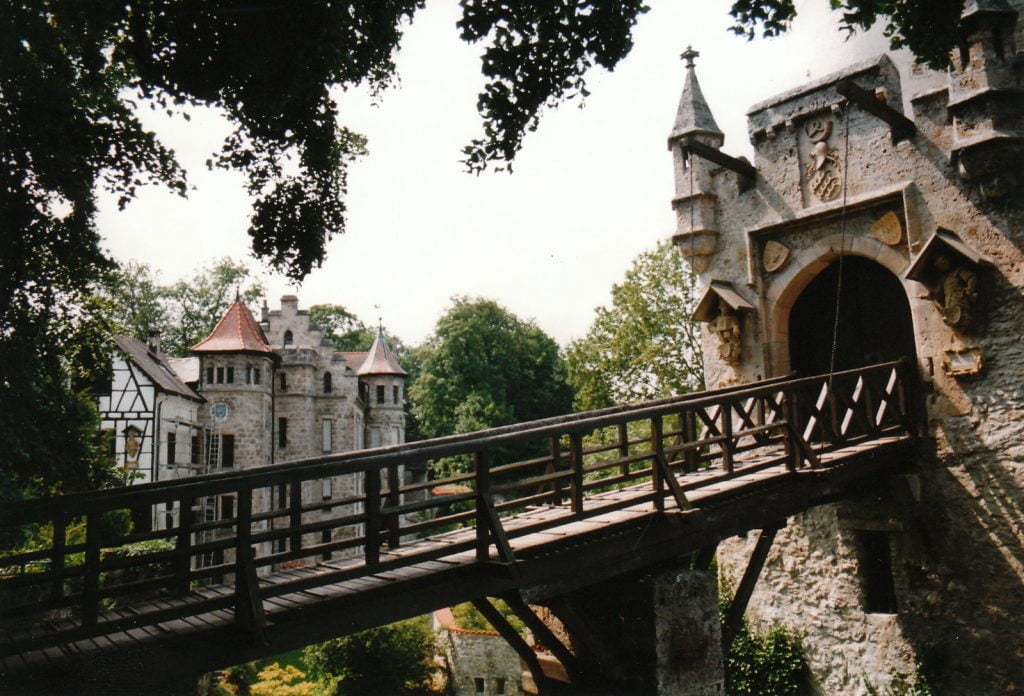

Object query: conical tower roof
[357,330,406,377]
[668,46,723,146]
[191,300,276,358]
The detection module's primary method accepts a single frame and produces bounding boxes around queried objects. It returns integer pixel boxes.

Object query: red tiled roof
[191,301,275,356]
[357,332,406,376]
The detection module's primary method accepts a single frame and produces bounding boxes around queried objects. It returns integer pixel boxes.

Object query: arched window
[323,372,332,393]
[283,330,293,347]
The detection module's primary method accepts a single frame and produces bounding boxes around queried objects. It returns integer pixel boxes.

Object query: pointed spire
[191,300,276,357]
[668,46,723,148]
[357,328,407,377]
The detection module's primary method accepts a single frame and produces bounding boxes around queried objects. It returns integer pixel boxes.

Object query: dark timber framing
[721,525,781,649]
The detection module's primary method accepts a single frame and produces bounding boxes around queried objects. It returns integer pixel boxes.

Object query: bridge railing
[0,360,916,650]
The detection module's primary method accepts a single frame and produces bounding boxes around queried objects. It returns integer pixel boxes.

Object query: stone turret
[358,329,407,449]
[947,0,1024,197]
[191,300,278,471]
[668,46,725,274]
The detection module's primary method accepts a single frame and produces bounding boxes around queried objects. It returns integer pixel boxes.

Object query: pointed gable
[191,300,276,358]
[668,46,723,146]
[357,331,406,377]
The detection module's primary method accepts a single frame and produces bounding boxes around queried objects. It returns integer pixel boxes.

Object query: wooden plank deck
[0,431,914,686]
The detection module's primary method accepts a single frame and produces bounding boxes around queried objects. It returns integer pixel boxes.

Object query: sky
[95,0,906,348]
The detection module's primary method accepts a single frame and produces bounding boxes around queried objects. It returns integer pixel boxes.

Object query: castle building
[98,294,407,543]
[670,1,1024,691]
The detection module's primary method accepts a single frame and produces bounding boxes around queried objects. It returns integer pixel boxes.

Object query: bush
[303,616,436,696]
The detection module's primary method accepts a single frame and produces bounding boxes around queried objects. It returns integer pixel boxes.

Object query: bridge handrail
[0,360,909,524]
[0,359,918,650]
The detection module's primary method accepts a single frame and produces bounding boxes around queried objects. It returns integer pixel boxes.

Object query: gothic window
[167,432,176,466]
[376,384,385,404]
[278,417,288,448]
[393,385,400,404]
[216,366,224,384]
[474,678,485,694]
[279,372,288,391]
[206,366,214,384]
[495,678,506,695]
[221,495,235,520]
[253,367,261,385]
[323,372,332,393]
[191,435,200,465]
[245,365,252,384]
[226,366,234,384]
[283,330,293,347]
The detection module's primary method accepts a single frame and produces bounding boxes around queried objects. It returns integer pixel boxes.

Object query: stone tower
[668,5,1024,690]
[668,46,727,275]
[357,329,407,450]
[191,299,278,473]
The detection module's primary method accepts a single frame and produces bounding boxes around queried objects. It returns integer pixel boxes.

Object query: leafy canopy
[302,616,435,696]
[409,297,573,441]
[566,240,704,412]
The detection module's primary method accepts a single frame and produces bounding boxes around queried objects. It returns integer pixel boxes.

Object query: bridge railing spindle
[386,464,401,548]
[364,467,381,567]
[289,478,302,555]
[569,433,584,514]
[82,513,101,628]
[175,494,194,595]
[720,403,734,474]
[50,510,66,603]
[651,416,665,511]
[474,450,490,561]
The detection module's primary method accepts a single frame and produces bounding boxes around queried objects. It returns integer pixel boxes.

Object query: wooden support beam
[721,526,779,650]
[501,592,583,685]
[652,415,693,511]
[681,137,757,187]
[472,597,551,695]
[545,597,631,684]
[692,543,717,571]
[836,79,916,143]
[235,488,268,645]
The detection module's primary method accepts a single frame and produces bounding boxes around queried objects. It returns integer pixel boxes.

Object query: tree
[160,257,265,356]
[97,260,169,342]
[409,297,573,441]
[308,304,377,353]
[303,617,435,696]
[566,241,704,412]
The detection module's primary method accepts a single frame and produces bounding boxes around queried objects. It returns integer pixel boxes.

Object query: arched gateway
[788,256,916,376]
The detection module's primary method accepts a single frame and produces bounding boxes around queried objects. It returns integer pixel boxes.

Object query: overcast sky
[95,0,903,347]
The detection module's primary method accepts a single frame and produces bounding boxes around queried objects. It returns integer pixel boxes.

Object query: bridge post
[474,450,491,561]
[364,466,381,566]
[569,433,584,514]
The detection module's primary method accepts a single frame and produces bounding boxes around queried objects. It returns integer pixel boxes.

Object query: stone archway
[787,256,917,376]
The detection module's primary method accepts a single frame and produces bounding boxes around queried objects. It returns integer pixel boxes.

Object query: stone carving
[943,347,983,377]
[803,118,842,202]
[710,306,742,366]
[869,211,904,245]
[933,255,978,330]
[762,240,791,272]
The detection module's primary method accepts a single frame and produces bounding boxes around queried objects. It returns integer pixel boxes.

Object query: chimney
[147,330,161,354]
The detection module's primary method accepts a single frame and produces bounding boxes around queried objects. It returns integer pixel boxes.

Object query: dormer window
[323,372,332,394]
[283,330,293,347]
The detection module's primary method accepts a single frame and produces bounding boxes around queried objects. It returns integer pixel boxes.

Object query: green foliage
[303,616,436,696]
[250,663,315,696]
[720,585,808,695]
[309,304,378,353]
[567,241,703,412]
[728,0,964,70]
[96,260,169,343]
[160,258,265,356]
[409,297,573,448]
[450,600,526,633]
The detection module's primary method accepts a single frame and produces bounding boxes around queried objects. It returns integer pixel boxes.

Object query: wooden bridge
[0,360,920,693]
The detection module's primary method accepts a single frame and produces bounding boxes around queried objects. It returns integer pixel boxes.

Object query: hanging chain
[828,105,851,381]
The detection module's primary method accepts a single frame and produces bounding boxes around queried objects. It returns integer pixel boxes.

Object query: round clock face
[211,402,230,421]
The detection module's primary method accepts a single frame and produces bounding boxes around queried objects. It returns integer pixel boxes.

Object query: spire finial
[235,286,241,302]
[681,45,699,69]
[374,304,382,334]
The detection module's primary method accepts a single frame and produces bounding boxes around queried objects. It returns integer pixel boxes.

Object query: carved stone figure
[802,118,842,202]
[124,426,141,468]
[933,255,978,330]
[710,306,742,366]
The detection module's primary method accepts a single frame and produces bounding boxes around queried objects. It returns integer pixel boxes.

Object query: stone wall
[671,14,1024,693]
